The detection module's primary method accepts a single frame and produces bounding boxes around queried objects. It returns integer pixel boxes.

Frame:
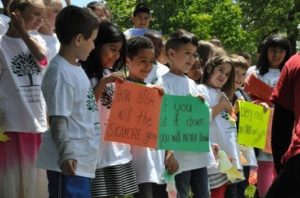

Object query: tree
[11,53,41,87]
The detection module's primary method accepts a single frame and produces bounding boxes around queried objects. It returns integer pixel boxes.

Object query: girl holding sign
[245,34,292,198]
[81,21,139,198]
[197,55,243,198]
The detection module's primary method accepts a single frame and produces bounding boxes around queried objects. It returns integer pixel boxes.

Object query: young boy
[124,3,156,39]
[126,36,168,198]
[36,6,100,198]
[158,29,216,198]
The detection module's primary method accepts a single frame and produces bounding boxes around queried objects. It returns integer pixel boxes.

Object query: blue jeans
[47,170,91,198]
[175,167,209,198]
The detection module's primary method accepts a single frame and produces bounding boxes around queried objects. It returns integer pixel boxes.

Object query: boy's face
[127,48,155,82]
[75,29,98,61]
[234,66,247,89]
[168,43,197,76]
[132,12,150,28]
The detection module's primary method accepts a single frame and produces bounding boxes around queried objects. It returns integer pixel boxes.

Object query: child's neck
[38,25,54,36]
[127,75,145,84]
[58,46,79,66]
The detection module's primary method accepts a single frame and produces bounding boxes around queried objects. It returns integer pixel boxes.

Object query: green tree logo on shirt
[10,53,41,87]
[86,88,98,112]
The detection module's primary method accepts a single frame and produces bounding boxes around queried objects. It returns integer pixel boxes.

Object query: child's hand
[148,85,164,96]
[60,159,77,175]
[165,151,179,174]
[212,143,220,160]
[197,94,205,103]
[101,73,125,84]
[260,102,269,113]
[10,11,27,35]
[220,95,233,114]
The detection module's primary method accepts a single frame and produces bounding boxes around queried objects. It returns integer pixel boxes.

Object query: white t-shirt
[91,69,132,169]
[36,55,100,178]
[247,66,280,161]
[197,84,242,174]
[30,31,60,62]
[0,35,47,133]
[124,28,149,39]
[145,61,169,84]
[0,14,10,35]
[158,72,216,173]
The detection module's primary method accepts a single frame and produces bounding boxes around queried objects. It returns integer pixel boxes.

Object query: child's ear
[205,66,212,74]
[74,34,83,47]
[167,49,175,59]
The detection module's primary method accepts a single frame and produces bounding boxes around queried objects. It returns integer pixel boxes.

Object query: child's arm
[93,73,124,101]
[10,11,47,62]
[212,95,232,119]
[49,116,77,175]
[164,150,179,174]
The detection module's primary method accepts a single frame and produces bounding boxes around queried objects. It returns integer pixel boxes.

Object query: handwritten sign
[158,95,210,151]
[104,81,162,148]
[238,101,270,149]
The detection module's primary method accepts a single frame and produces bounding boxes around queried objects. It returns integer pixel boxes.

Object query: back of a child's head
[127,36,154,59]
[82,21,126,79]
[257,34,292,75]
[133,3,150,16]
[230,54,249,71]
[9,0,45,14]
[202,55,235,98]
[144,31,163,59]
[55,5,98,45]
[198,40,215,67]
[165,29,198,53]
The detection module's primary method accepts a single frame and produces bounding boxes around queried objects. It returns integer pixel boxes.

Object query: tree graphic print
[100,84,114,109]
[10,53,41,86]
[86,88,98,112]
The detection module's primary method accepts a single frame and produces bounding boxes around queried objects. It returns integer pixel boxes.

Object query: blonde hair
[9,0,45,13]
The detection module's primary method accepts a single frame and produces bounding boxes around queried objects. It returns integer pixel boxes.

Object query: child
[81,21,139,198]
[36,6,100,197]
[245,34,292,197]
[144,31,169,84]
[124,36,167,198]
[225,55,257,198]
[0,0,48,197]
[87,1,111,21]
[124,3,155,39]
[159,29,216,198]
[32,0,63,62]
[197,55,242,198]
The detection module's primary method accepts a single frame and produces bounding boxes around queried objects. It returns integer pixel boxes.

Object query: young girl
[0,0,48,197]
[81,21,139,198]
[245,34,292,197]
[197,55,242,198]
[34,0,63,62]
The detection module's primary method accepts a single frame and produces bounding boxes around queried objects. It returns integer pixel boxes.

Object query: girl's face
[45,1,63,30]
[127,48,155,82]
[20,3,45,31]
[187,58,202,82]
[207,63,232,89]
[234,66,247,89]
[267,47,286,68]
[100,41,123,68]
[168,43,197,76]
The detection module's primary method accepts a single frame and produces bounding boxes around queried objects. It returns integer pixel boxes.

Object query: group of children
[0,1,295,198]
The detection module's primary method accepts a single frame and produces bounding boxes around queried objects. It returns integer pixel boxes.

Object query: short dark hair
[165,29,198,53]
[127,36,154,59]
[133,3,150,16]
[55,5,99,45]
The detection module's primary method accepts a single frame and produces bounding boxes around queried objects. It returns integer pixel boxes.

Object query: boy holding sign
[159,29,216,198]
[125,36,168,198]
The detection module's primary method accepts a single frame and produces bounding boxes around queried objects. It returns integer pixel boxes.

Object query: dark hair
[127,36,154,59]
[81,21,126,80]
[55,5,98,45]
[198,40,215,68]
[144,31,163,59]
[133,3,150,16]
[202,55,235,99]
[9,0,45,13]
[257,34,292,76]
[230,54,249,70]
[165,29,198,53]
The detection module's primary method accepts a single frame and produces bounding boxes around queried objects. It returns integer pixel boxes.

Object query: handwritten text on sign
[104,81,162,148]
[158,95,209,151]
[238,101,270,149]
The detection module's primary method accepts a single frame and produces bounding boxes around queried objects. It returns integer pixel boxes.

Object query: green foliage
[106,0,300,55]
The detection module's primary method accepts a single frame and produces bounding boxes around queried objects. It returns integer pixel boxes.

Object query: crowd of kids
[0,1,298,198]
